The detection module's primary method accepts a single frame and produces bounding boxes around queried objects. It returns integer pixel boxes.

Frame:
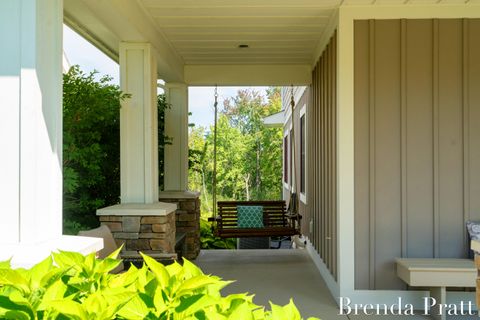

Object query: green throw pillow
[237,205,264,228]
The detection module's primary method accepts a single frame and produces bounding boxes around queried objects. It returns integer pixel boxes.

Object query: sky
[63,25,268,129]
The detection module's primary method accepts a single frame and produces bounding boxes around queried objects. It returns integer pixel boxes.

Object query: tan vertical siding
[354,19,480,290]
[354,20,371,290]
[404,19,434,261]
[468,20,480,221]
[308,32,337,279]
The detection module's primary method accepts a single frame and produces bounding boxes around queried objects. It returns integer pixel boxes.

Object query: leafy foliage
[199,219,236,250]
[63,66,128,234]
[189,88,283,246]
[63,66,170,234]
[0,251,319,320]
[158,94,173,191]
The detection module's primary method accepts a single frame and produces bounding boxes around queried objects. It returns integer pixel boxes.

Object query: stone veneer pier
[97,202,178,260]
[159,191,201,260]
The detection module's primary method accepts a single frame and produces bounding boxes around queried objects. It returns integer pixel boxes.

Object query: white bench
[396,258,476,320]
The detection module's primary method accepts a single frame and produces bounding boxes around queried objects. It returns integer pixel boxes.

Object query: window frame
[283,130,290,190]
[290,128,294,190]
[299,104,307,204]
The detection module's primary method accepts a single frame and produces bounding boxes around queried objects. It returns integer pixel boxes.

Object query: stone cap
[159,190,200,199]
[97,202,177,216]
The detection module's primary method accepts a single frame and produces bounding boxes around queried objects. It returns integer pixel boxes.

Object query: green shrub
[200,219,236,250]
[63,66,127,233]
[63,66,171,233]
[0,251,318,320]
[158,94,173,192]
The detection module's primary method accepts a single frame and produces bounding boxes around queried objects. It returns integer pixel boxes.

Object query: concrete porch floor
[194,249,476,320]
[195,249,342,319]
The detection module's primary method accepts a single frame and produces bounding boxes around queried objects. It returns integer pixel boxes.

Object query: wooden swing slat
[210,200,300,238]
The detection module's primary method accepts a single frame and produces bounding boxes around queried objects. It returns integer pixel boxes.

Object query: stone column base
[159,191,201,259]
[97,202,177,260]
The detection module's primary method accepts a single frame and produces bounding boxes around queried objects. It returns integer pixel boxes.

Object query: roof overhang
[263,111,284,128]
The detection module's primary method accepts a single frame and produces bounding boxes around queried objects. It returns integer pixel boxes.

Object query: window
[290,129,294,188]
[300,114,306,194]
[283,134,288,184]
[299,105,307,204]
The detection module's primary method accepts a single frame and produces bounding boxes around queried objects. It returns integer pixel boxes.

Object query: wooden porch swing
[208,86,301,239]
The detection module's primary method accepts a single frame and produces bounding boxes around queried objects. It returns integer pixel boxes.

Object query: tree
[158,94,172,191]
[188,87,283,216]
[63,66,128,233]
[222,88,283,200]
[188,126,211,212]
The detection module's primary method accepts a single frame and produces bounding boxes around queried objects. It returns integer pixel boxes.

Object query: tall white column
[164,83,189,191]
[0,0,63,244]
[119,42,159,204]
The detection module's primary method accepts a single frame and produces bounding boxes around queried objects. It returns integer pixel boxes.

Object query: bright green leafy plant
[0,250,319,320]
[199,219,236,250]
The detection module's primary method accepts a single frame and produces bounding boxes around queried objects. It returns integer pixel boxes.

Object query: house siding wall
[309,32,338,280]
[283,88,310,238]
[354,19,480,290]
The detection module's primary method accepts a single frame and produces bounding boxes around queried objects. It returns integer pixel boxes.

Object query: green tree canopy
[63,66,127,233]
[63,66,169,234]
[189,87,283,218]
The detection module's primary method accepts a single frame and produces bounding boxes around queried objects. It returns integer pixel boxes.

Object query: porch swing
[208,86,301,239]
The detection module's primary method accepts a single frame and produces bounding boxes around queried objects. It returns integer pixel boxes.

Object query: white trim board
[283,129,290,189]
[312,8,339,67]
[299,193,307,204]
[306,239,340,302]
[288,124,295,192]
[341,4,480,21]
[299,104,307,205]
[307,242,473,314]
[336,6,356,297]
[307,236,476,311]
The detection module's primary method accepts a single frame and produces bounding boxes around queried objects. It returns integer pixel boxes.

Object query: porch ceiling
[139,0,339,66]
[64,0,477,84]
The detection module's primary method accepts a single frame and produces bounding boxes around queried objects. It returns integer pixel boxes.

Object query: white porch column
[119,42,159,204]
[0,0,102,267]
[164,83,189,191]
[0,0,63,244]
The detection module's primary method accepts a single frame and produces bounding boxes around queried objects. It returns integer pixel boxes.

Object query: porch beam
[119,42,159,204]
[63,0,185,82]
[164,83,189,191]
[184,64,312,86]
